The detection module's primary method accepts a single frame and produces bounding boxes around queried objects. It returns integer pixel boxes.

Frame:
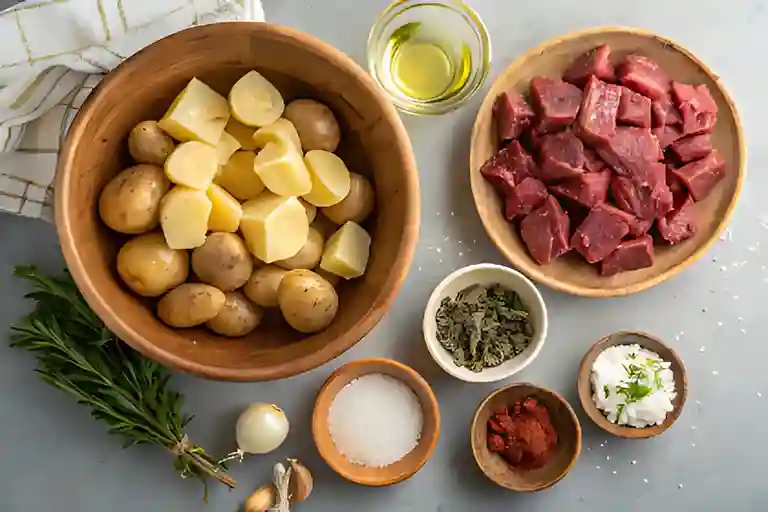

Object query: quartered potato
[159,78,230,146]
[320,221,371,279]
[207,184,242,233]
[276,227,324,270]
[225,118,258,151]
[253,141,312,197]
[252,118,302,153]
[302,150,351,207]
[240,192,309,263]
[160,186,212,249]
[164,141,218,190]
[229,71,284,127]
[216,131,241,165]
[215,150,265,201]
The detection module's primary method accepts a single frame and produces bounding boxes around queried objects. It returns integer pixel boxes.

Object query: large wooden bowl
[470,27,745,297]
[55,23,419,381]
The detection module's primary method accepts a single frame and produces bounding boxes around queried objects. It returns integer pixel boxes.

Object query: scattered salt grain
[328,374,423,468]
[748,246,758,252]
[458,252,464,257]
[717,321,723,327]
[596,466,601,470]
[417,266,422,272]
[613,470,617,475]
[438,259,443,264]
[678,484,684,489]
[643,478,649,484]
[450,211,455,216]
[712,370,719,376]
[737,316,744,322]
[435,247,442,253]
[691,443,696,448]
[720,266,727,272]
[691,425,697,430]
[733,295,739,300]
[740,328,747,334]
[631,460,637,465]
[695,400,702,405]
[699,346,706,353]
[758,392,763,398]
[436,212,441,216]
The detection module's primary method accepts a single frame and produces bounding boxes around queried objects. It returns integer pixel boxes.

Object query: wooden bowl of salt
[312,358,440,486]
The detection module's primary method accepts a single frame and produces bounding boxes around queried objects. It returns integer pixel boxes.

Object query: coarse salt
[328,374,423,468]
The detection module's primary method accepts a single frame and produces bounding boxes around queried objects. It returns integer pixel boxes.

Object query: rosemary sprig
[9,266,235,499]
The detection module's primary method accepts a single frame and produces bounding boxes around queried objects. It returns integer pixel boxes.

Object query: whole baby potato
[157,283,226,328]
[243,265,288,307]
[116,232,189,297]
[321,173,375,225]
[99,164,170,234]
[191,233,253,291]
[283,99,341,152]
[314,267,341,288]
[206,291,263,337]
[276,227,324,270]
[128,121,176,166]
[277,269,338,333]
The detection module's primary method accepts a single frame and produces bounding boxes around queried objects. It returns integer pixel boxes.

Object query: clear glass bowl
[367,0,491,115]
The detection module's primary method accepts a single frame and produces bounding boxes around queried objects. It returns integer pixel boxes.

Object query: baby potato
[229,71,284,127]
[206,291,263,337]
[276,227,324,270]
[116,232,189,297]
[128,121,175,166]
[191,233,253,291]
[243,265,288,307]
[157,283,226,328]
[284,99,341,152]
[278,270,339,333]
[322,173,375,225]
[314,267,341,287]
[299,198,317,224]
[99,164,170,234]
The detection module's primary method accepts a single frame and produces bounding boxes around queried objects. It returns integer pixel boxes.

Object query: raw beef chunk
[583,148,607,172]
[651,94,682,127]
[504,177,549,220]
[530,76,583,130]
[654,125,684,149]
[494,91,536,142]
[629,217,654,237]
[538,132,585,181]
[575,76,622,145]
[550,169,611,208]
[618,54,670,100]
[480,141,536,196]
[671,150,725,200]
[610,163,673,220]
[563,45,616,87]
[596,127,661,183]
[617,87,652,127]
[520,195,571,265]
[658,194,697,244]
[600,235,655,276]
[571,203,634,263]
[671,82,718,135]
[669,134,713,163]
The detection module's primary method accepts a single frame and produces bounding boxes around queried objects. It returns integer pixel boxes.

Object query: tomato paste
[486,397,558,469]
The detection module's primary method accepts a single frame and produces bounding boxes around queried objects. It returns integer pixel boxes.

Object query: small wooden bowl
[312,358,440,486]
[577,330,688,439]
[471,383,581,492]
[469,26,745,297]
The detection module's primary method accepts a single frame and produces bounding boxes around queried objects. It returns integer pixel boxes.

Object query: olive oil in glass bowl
[367,0,491,115]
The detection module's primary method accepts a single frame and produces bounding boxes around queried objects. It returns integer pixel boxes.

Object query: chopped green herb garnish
[604,384,610,399]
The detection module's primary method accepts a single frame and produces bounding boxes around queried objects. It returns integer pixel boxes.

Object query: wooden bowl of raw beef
[469,27,744,297]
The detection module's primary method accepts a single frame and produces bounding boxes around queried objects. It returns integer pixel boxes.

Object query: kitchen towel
[0,0,264,221]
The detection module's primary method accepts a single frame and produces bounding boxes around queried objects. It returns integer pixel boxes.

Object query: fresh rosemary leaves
[435,284,534,372]
[9,266,235,499]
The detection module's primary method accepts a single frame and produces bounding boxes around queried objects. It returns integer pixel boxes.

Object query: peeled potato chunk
[215,151,265,201]
[207,184,243,232]
[299,198,317,223]
[159,78,229,146]
[254,141,312,196]
[229,71,284,127]
[225,118,258,151]
[320,221,371,279]
[252,118,302,153]
[240,192,309,263]
[164,141,218,190]
[216,131,241,165]
[160,186,212,249]
[276,227,324,270]
[302,150,351,207]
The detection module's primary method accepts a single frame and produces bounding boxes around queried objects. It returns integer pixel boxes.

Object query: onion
[236,403,290,455]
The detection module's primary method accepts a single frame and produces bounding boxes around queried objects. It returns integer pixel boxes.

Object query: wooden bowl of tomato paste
[471,383,581,492]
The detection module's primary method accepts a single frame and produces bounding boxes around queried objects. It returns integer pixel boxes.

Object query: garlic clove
[288,459,314,502]
[244,484,276,512]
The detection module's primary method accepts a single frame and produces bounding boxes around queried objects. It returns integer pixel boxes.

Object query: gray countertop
[2,0,767,510]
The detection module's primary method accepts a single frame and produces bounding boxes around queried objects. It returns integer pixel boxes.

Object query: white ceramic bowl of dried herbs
[422,263,548,383]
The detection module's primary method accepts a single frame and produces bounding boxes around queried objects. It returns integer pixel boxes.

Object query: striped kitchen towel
[0,0,264,221]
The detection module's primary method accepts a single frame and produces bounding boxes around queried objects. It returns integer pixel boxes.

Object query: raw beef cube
[575,76,622,145]
[571,203,634,263]
[480,141,536,196]
[558,197,590,236]
[538,132,585,181]
[671,82,718,135]
[550,169,611,208]
[610,163,673,219]
[530,76,583,129]
[583,148,607,172]
[520,195,571,265]
[504,177,549,220]
[618,54,670,100]
[596,127,662,183]
[494,91,536,142]
[617,87,652,127]
[658,194,697,244]
[654,125,684,149]
[629,217,654,237]
[563,45,617,87]
[651,94,682,127]
[671,150,725,200]
[487,433,506,452]
[600,235,655,276]
[669,134,713,163]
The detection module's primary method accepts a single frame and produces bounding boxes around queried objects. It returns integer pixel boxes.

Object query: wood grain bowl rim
[577,330,688,439]
[54,22,420,381]
[469,25,746,298]
[470,382,582,492]
[311,358,441,486]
